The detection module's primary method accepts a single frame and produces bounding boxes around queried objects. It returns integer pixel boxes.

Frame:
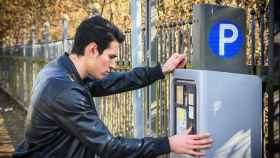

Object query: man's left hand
[162,53,186,75]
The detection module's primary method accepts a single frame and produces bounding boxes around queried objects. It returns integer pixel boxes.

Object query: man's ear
[84,42,98,57]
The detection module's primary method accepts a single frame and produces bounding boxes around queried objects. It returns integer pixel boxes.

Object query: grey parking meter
[168,4,262,157]
[169,69,262,158]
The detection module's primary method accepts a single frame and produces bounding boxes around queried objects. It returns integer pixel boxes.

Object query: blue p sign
[208,20,244,59]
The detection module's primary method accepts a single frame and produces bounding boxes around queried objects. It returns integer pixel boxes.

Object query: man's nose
[110,60,116,70]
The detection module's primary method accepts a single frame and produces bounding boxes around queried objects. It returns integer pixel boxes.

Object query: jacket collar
[60,52,84,84]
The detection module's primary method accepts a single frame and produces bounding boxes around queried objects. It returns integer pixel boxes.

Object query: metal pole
[250,10,256,75]
[62,18,69,54]
[267,0,275,157]
[31,25,36,54]
[145,0,151,134]
[260,9,265,67]
[268,0,274,75]
[43,22,50,60]
[131,0,144,138]
[145,0,157,136]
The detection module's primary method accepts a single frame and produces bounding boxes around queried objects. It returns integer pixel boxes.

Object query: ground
[0,89,26,158]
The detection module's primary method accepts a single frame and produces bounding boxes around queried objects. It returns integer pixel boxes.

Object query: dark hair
[71,16,125,55]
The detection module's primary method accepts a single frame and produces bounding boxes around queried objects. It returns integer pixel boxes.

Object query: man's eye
[110,56,117,59]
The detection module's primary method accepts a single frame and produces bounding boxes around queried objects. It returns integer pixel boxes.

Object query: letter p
[219,24,238,56]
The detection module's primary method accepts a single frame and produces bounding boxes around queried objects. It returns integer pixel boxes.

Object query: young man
[13,16,212,158]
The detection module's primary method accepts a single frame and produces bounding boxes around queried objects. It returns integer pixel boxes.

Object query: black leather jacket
[13,53,170,158]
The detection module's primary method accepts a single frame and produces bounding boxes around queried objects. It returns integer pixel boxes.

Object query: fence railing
[0,19,193,137]
[0,31,134,137]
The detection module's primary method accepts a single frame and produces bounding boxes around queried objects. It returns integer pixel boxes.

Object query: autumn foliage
[0,0,268,46]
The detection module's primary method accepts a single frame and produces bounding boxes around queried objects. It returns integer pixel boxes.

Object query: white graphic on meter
[176,107,186,134]
[176,86,184,105]
[219,24,238,56]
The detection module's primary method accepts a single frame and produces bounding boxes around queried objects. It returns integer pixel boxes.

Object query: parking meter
[169,69,262,158]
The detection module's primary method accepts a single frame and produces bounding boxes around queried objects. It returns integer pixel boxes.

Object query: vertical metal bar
[162,26,169,137]
[31,26,37,97]
[268,0,274,76]
[131,0,144,138]
[0,46,1,87]
[26,50,31,106]
[159,26,164,135]
[145,0,157,136]
[262,83,266,158]
[43,22,50,60]
[14,50,18,98]
[189,20,193,66]
[260,9,265,67]
[145,0,150,61]
[172,23,176,54]
[23,36,28,106]
[171,23,174,55]
[153,32,160,135]
[169,24,173,58]
[5,48,7,90]
[7,55,11,92]
[120,42,123,65]
[163,24,168,62]
[267,85,274,158]
[267,0,275,157]
[178,22,185,55]
[118,39,122,64]
[250,10,256,75]
[123,32,127,66]
[63,18,69,54]
[159,26,163,63]
[128,31,132,65]
[11,52,15,96]
[0,51,2,87]
[144,3,150,130]
[19,49,24,102]
[127,31,131,65]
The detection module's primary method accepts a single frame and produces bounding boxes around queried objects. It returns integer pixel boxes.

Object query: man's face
[86,40,118,79]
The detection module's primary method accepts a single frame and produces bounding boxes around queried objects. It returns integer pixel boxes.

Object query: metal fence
[0,19,192,138]
[0,7,279,157]
[0,29,135,137]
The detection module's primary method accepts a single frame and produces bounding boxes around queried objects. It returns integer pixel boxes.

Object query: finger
[193,144,212,149]
[188,150,205,157]
[173,53,179,59]
[192,133,211,140]
[184,127,192,134]
[178,54,186,58]
[177,54,185,61]
[192,138,213,146]
[176,58,186,68]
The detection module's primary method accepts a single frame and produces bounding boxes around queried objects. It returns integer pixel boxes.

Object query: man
[13,16,212,158]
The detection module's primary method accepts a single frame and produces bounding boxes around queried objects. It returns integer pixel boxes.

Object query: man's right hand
[168,128,213,157]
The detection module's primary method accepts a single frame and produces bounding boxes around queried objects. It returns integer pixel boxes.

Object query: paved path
[0,89,27,158]
[0,113,15,157]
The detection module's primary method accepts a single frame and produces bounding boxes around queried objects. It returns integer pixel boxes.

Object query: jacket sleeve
[50,86,170,158]
[85,64,165,97]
